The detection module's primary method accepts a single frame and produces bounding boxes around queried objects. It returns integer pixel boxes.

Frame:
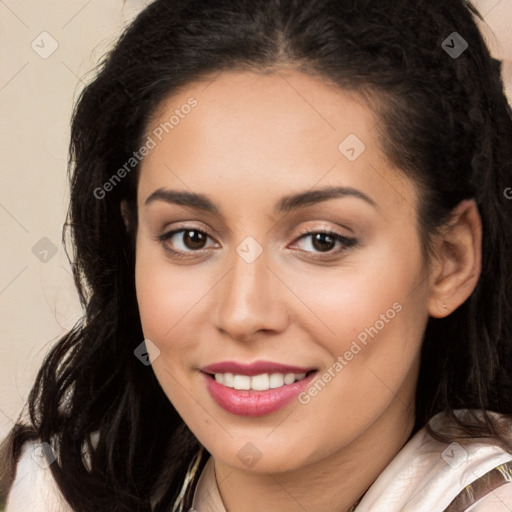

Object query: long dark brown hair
[2,0,512,510]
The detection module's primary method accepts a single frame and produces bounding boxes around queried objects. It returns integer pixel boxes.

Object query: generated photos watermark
[441,32,468,59]
[237,442,263,468]
[94,97,198,200]
[441,442,468,469]
[31,442,57,469]
[134,339,161,366]
[298,301,403,405]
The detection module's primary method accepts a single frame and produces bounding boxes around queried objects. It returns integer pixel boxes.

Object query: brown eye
[182,230,208,250]
[292,230,358,258]
[311,233,337,252]
[159,228,217,255]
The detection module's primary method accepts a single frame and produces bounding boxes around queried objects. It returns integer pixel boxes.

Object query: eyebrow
[144,185,377,214]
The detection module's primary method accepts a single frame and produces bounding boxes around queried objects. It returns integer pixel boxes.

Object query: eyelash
[158,225,358,261]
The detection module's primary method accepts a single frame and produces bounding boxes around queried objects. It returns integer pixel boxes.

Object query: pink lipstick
[201,361,316,417]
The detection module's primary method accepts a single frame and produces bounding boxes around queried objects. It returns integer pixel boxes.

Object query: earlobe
[427,199,482,318]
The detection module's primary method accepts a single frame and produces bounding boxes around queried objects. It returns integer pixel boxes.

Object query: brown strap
[442,460,512,511]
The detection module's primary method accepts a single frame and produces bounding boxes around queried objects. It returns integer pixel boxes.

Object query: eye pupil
[312,233,335,252]
[184,230,207,249]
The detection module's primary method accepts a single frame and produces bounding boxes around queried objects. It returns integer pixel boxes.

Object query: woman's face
[134,69,431,473]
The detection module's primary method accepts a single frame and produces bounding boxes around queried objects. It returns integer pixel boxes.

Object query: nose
[213,244,290,342]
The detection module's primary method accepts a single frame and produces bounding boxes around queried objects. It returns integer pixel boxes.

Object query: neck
[214,396,416,512]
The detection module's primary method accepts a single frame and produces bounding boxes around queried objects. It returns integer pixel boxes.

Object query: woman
[1,0,512,510]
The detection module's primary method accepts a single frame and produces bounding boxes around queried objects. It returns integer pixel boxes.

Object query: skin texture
[132,69,482,512]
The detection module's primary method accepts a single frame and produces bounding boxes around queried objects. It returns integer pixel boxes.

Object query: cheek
[134,240,205,409]
[288,237,429,427]
[283,237,427,355]
[294,238,428,404]
[135,236,208,346]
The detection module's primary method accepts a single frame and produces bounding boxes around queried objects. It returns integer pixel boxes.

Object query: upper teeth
[214,372,306,391]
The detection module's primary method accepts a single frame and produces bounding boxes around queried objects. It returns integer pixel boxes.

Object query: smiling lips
[202,361,317,416]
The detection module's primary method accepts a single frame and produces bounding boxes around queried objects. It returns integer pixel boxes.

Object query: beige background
[0,0,511,440]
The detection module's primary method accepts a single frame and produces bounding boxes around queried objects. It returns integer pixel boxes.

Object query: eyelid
[293,224,352,239]
[159,225,218,245]
[287,222,356,245]
[288,226,358,254]
[157,223,358,260]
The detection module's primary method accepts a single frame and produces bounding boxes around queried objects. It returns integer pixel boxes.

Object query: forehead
[146,69,376,147]
[138,69,417,217]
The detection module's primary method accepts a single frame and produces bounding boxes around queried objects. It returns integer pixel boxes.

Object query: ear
[427,199,482,318]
